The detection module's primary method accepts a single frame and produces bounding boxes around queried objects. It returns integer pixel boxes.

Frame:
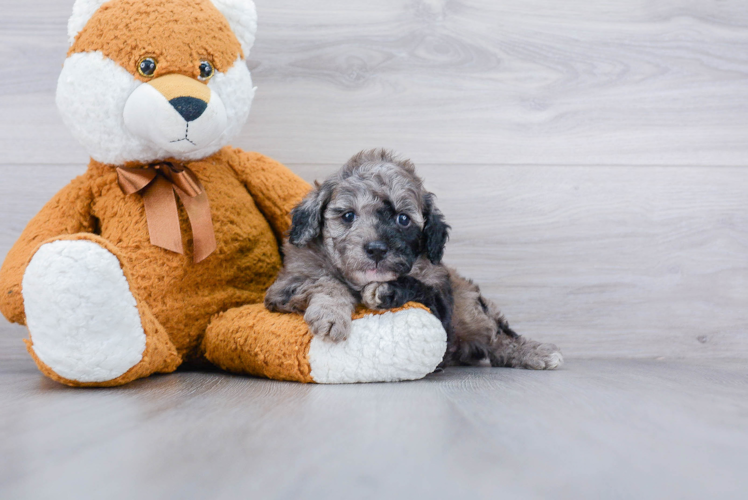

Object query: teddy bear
[0,0,447,386]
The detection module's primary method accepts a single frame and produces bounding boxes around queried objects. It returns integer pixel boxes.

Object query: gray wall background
[1,0,747,358]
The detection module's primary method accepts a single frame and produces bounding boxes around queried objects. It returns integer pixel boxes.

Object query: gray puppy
[265,149,563,369]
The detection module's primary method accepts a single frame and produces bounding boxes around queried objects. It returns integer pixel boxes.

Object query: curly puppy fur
[265,149,563,370]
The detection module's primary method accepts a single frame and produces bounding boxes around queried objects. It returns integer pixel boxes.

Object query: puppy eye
[396,213,410,227]
[138,57,157,77]
[198,60,214,81]
[342,211,357,223]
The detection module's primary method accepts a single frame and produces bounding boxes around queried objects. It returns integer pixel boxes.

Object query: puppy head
[57,0,257,165]
[289,149,450,288]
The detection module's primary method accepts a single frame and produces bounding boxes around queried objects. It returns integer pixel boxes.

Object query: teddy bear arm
[225,147,312,242]
[204,302,448,384]
[0,176,96,324]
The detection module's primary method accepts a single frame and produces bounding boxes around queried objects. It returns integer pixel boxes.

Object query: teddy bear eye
[198,60,214,81]
[137,57,157,77]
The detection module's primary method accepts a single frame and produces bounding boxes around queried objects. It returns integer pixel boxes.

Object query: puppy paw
[362,282,388,309]
[264,295,283,312]
[519,341,564,370]
[304,302,352,342]
[361,281,406,310]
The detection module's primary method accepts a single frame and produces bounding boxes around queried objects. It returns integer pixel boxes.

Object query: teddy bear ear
[67,1,258,58]
[209,0,258,59]
[67,0,111,46]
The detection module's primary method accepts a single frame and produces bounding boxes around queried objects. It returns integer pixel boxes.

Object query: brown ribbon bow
[117,162,216,263]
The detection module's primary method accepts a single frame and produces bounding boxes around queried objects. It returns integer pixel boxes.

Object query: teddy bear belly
[94,189,283,359]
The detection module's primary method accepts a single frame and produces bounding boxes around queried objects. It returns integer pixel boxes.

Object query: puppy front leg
[304,292,354,342]
[266,274,356,342]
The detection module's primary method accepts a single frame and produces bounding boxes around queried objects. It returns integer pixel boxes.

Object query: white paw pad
[308,307,447,384]
[22,240,146,383]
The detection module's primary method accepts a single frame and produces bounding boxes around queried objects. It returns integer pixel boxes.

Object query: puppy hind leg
[452,306,563,370]
[481,296,563,370]
[486,333,564,370]
[450,272,563,370]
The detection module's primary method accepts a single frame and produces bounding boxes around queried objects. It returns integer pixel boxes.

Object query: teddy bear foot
[22,238,179,386]
[308,305,448,383]
[204,302,447,384]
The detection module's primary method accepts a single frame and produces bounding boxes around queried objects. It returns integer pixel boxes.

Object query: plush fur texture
[57,52,143,164]
[68,0,111,44]
[267,150,564,370]
[59,0,254,164]
[68,0,257,56]
[0,0,446,386]
[203,302,446,384]
[19,234,183,387]
[209,0,258,56]
[308,304,446,383]
[1,149,309,361]
[22,239,146,382]
[122,74,227,156]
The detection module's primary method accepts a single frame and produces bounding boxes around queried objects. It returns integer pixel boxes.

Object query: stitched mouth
[169,123,197,146]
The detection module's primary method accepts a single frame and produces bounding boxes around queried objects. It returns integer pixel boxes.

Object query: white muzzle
[123,74,228,157]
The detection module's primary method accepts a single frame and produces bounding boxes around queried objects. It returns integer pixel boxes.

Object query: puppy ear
[288,181,332,247]
[422,193,450,264]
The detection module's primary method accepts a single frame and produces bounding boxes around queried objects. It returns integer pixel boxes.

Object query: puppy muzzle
[123,74,228,157]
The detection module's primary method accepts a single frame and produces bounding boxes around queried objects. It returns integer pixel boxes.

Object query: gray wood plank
[2,2,747,498]
[1,345,746,500]
[425,164,748,359]
[2,163,746,359]
[2,0,748,166]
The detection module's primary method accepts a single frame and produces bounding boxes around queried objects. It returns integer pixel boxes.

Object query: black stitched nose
[169,96,207,122]
[364,241,388,263]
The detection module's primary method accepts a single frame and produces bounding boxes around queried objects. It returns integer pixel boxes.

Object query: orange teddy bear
[0,0,447,386]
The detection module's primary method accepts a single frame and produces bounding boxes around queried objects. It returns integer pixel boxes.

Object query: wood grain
[1,0,748,166]
[0,1,746,358]
[0,340,746,499]
[2,163,746,359]
[2,2,747,496]
[421,164,748,358]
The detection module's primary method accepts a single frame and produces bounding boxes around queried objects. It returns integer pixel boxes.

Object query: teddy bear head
[57,0,258,165]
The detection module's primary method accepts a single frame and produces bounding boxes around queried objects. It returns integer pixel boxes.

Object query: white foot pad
[308,307,447,384]
[22,240,146,383]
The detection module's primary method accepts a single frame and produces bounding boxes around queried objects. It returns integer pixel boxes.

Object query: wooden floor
[1,326,746,499]
[2,0,747,357]
[1,0,747,498]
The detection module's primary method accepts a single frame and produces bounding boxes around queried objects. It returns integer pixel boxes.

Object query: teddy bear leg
[203,303,447,384]
[21,235,181,387]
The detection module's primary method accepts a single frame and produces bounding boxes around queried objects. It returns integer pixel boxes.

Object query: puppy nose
[169,96,207,122]
[364,241,388,263]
